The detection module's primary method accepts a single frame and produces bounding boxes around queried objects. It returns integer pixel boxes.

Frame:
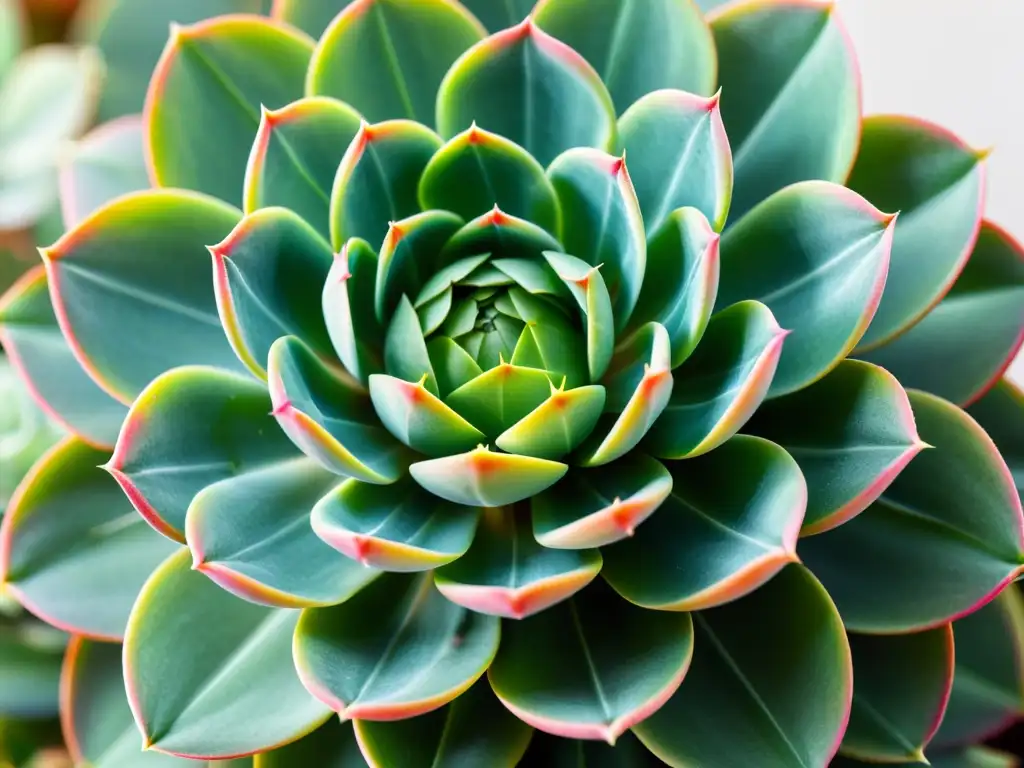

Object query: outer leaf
[861,221,1024,406]
[841,627,955,764]
[0,630,61,719]
[410,445,567,506]
[716,181,895,396]
[748,359,925,535]
[294,572,500,720]
[434,507,601,619]
[255,719,364,767]
[711,0,860,221]
[436,19,617,167]
[311,477,479,571]
[602,435,804,611]
[445,363,553,439]
[849,116,987,350]
[0,438,177,640]
[145,16,314,207]
[634,565,852,768]
[495,383,606,460]
[967,380,1023,499]
[306,0,485,124]
[243,97,362,240]
[323,237,383,384]
[799,390,1024,633]
[368,374,485,456]
[106,366,296,542]
[42,189,245,403]
[488,578,694,744]
[124,549,331,758]
[834,750,1021,768]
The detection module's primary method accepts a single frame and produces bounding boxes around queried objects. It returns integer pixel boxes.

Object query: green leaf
[416,286,453,335]
[243,97,362,241]
[384,295,438,394]
[311,477,480,571]
[419,123,560,234]
[329,119,442,251]
[532,454,672,549]
[532,0,716,113]
[860,221,1024,406]
[0,356,62,511]
[0,438,177,640]
[747,359,925,535]
[146,16,313,208]
[799,390,1024,633]
[294,572,500,719]
[0,267,128,448]
[353,678,532,768]
[835,748,1020,768]
[445,363,553,440]
[255,719,364,767]
[547,149,646,328]
[967,380,1023,500]
[644,300,784,459]
[269,0,352,37]
[106,366,296,542]
[849,116,988,351]
[711,0,860,222]
[323,237,383,385]
[456,0,534,32]
[441,206,562,263]
[716,181,896,396]
[124,548,331,758]
[306,0,484,124]
[0,630,61,719]
[436,19,617,167]
[268,336,409,484]
[43,189,246,403]
[495,383,606,460]
[840,626,954,764]
[434,507,600,618]
[368,374,485,456]
[602,435,803,611]
[59,115,151,229]
[488,578,693,743]
[427,335,483,396]
[634,565,851,768]
[544,251,614,383]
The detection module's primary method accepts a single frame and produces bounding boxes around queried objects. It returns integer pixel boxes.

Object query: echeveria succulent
[1,0,1024,766]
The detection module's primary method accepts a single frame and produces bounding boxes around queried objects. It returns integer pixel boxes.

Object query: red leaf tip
[271,399,293,416]
[485,204,510,227]
[706,87,722,112]
[466,121,484,144]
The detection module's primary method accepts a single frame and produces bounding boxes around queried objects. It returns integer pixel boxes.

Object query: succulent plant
[1,0,1024,766]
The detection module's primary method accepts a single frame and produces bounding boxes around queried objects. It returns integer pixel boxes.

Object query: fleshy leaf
[748,359,925,535]
[436,19,617,167]
[634,565,851,768]
[799,390,1024,633]
[384,295,437,394]
[441,206,562,262]
[368,374,485,456]
[455,0,533,32]
[849,116,987,350]
[145,16,314,207]
[445,363,553,440]
[488,578,693,744]
[0,628,62,719]
[323,238,384,384]
[434,507,601,619]
[124,549,331,758]
[716,181,895,396]
[255,719,364,767]
[293,572,500,719]
[968,380,1023,500]
[602,435,804,611]
[495,383,606,460]
[427,336,483,396]
[311,477,480,572]
[544,251,614,383]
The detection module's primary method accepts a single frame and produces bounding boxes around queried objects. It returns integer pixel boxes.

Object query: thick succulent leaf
[495,383,606,460]
[849,117,987,351]
[59,115,150,228]
[441,206,562,263]
[384,295,438,394]
[330,119,442,250]
[861,221,1024,406]
[835,748,1020,768]
[306,0,484,124]
[243,97,362,240]
[255,720,364,767]
[368,374,485,456]
[508,291,588,388]
[0,629,61,719]
[454,0,533,31]
[644,300,785,459]
[323,238,383,384]
[145,16,314,207]
[354,678,532,767]
[602,435,804,611]
[294,572,500,719]
[0,438,177,640]
[409,445,567,507]
[711,0,860,221]
[489,578,693,743]
[434,507,601,619]
[43,189,246,403]
[840,626,954,764]
[419,123,559,234]
[716,181,895,396]
[544,251,614,383]
[427,336,483,396]
[547,149,645,327]
[0,267,128,447]
[106,366,296,541]
[800,390,1024,633]
[212,207,335,378]
[626,207,720,367]
[968,380,1023,499]
[748,360,925,535]
[634,565,851,768]
[436,19,617,167]
[445,363,553,440]
[533,0,715,113]
[533,454,672,549]
[124,549,331,758]
[0,356,62,511]
[311,477,479,571]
